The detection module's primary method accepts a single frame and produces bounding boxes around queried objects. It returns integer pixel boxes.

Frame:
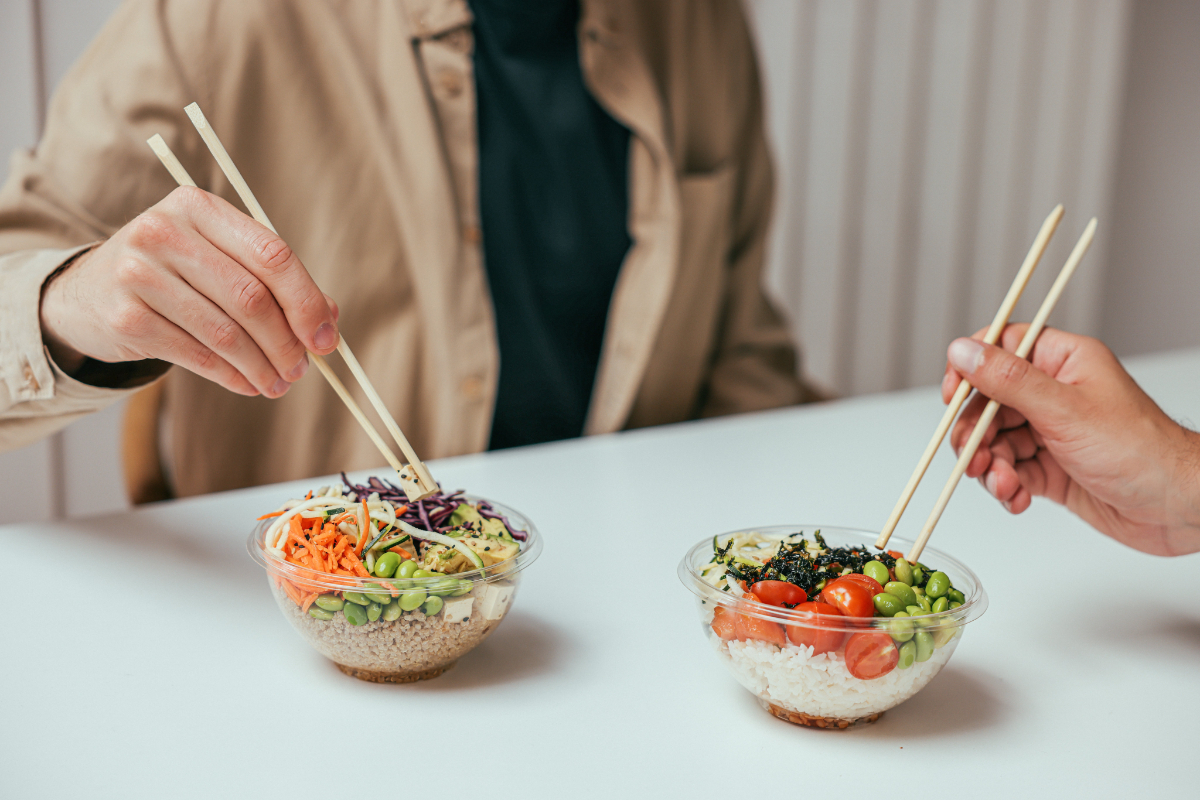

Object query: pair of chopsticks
[146,103,438,502]
[877,206,1097,562]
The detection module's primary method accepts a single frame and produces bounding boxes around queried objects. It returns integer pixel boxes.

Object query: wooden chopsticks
[875,204,1063,551]
[904,218,1097,562]
[146,104,438,501]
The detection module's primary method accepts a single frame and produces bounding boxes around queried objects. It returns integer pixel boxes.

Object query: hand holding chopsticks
[879,211,1098,562]
[147,104,438,501]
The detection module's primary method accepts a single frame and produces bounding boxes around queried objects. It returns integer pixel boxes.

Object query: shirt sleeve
[0,0,215,453]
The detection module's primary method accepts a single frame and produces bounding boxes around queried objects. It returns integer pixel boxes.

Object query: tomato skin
[733,604,787,647]
[711,606,737,640]
[820,580,876,618]
[785,601,847,655]
[749,580,808,607]
[832,573,884,596]
[844,631,899,680]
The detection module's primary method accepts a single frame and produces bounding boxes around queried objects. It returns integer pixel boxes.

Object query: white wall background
[1,0,1198,522]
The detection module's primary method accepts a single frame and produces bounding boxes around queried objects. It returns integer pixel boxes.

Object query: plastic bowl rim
[678,523,987,631]
[247,493,542,590]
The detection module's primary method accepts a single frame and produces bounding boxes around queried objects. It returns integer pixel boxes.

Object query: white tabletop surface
[3,348,1199,799]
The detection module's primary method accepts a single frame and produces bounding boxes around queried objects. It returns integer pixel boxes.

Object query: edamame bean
[425,579,460,597]
[932,596,949,613]
[906,605,926,617]
[367,601,382,622]
[343,591,370,606]
[933,625,956,649]
[308,607,334,621]
[363,583,391,604]
[396,559,419,579]
[893,558,914,586]
[911,565,924,586]
[399,589,427,611]
[888,611,915,643]
[422,596,444,616]
[873,592,906,617]
[897,639,916,669]
[382,601,403,621]
[863,560,890,585]
[915,631,934,662]
[314,594,344,612]
[374,552,401,579]
[450,580,473,597]
[412,569,437,579]
[918,594,933,613]
[912,586,926,597]
[947,588,966,605]
[884,581,917,608]
[343,602,368,626]
[949,601,962,609]
[926,571,951,599]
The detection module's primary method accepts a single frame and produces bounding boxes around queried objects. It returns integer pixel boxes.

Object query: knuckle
[192,345,222,374]
[171,185,213,215]
[250,232,296,277]
[125,211,179,252]
[990,354,1030,386]
[208,318,243,353]
[233,275,274,318]
[110,303,151,340]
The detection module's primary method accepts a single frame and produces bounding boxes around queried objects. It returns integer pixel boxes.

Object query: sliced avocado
[479,517,511,541]
[448,503,484,528]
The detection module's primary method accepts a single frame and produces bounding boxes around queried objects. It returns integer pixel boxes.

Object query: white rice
[713,631,958,720]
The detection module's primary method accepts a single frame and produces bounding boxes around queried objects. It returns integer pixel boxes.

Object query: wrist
[1171,426,1200,534]
[39,248,92,375]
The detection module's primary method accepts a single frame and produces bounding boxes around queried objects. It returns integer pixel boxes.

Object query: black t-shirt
[468,0,631,450]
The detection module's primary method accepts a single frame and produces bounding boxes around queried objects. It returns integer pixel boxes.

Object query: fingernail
[270,378,290,397]
[1002,499,1014,513]
[986,472,998,496]
[314,323,337,351]
[941,372,954,398]
[948,338,985,374]
[288,356,309,381]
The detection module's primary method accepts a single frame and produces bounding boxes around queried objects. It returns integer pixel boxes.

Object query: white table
[4,349,1199,799]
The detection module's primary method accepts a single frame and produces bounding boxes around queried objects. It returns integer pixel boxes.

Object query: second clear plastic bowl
[679,525,986,728]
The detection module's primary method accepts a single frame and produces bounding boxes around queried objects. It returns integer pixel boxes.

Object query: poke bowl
[249,475,542,683]
[679,525,986,728]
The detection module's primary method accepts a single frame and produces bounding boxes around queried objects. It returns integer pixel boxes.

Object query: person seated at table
[942,326,1200,556]
[0,0,817,502]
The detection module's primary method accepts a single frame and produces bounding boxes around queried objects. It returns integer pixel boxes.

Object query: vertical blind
[747,0,1131,396]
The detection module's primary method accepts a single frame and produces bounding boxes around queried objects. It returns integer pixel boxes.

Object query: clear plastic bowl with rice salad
[248,475,542,683]
[679,525,986,728]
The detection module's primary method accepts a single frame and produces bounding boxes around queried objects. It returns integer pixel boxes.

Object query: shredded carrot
[256,510,285,520]
[279,579,303,606]
[305,490,313,500]
[330,511,357,525]
[389,547,414,560]
[300,593,318,613]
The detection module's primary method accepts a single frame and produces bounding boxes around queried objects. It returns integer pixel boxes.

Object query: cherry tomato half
[734,615,787,647]
[833,573,884,596]
[750,580,808,607]
[785,601,847,655]
[844,631,899,679]
[711,606,737,641]
[820,579,876,618]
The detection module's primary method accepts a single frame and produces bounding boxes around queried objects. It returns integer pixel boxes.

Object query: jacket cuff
[0,245,98,403]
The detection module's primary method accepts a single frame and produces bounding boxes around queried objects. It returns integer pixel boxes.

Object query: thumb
[947,337,1070,427]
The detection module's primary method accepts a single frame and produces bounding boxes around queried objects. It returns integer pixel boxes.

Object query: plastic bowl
[679,525,986,728]
[249,495,541,683]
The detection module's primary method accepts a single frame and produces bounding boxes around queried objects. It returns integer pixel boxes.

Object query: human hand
[942,325,1200,556]
[39,186,339,397]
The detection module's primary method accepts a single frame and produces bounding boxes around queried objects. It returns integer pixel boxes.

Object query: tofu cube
[442,597,474,624]
[480,583,514,620]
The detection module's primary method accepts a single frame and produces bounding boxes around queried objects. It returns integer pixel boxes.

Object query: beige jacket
[0,0,813,498]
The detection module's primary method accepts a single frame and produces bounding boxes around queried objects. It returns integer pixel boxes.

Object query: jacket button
[460,375,484,401]
[437,70,464,98]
